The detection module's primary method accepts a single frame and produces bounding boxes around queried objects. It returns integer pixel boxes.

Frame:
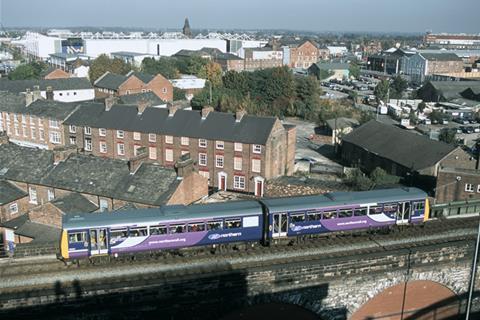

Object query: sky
[1,0,478,34]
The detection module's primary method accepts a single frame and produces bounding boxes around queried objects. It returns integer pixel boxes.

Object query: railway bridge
[1,218,479,319]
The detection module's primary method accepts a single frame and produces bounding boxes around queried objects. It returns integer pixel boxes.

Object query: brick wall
[28,203,64,228]
[435,168,480,203]
[289,41,319,69]
[167,173,209,205]
[0,196,29,223]
[145,74,173,102]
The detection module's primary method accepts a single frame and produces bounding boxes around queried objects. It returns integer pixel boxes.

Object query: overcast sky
[1,0,478,33]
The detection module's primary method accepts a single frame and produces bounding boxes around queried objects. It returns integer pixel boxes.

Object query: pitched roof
[426,81,480,100]
[94,72,128,90]
[342,120,457,171]
[127,71,155,83]
[117,91,166,106]
[1,214,61,243]
[0,180,28,205]
[0,77,93,93]
[420,52,462,61]
[325,117,359,130]
[50,192,98,214]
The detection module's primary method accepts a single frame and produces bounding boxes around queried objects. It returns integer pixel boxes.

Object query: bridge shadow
[0,263,346,320]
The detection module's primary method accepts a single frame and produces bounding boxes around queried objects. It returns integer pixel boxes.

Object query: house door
[272,213,288,238]
[219,173,227,191]
[397,202,411,224]
[89,228,109,256]
[255,180,263,197]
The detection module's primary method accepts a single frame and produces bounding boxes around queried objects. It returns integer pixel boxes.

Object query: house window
[165,149,173,162]
[39,128,45,141]
[465,183,474,192]
[29,187,37,204]
[69,125,76,133]
[165,135,173,144]
[253,144,262,154]
[134,145,141,156]
[149,146,157,160]
[252,159,261,173]
[199,139,207,148]
[49,119,59,128]
[234,176,246,190]
[181,137,189,146]
[50,132,61,144]
[117,130,124,138]
[84,138,92,151]
[22,124,27,137]
[31,127,36,139]
[38,118,43,127]
[99,128,107,136]
[47,189,55,201]
[117,143,125,155]
[99,199,109,212]
[234,157,242,171]
[13,114,18,123]
[216,155,224,168]
[199,153,207,166]
[84,126,91,135]
[133,132,141,141]
[14,124,19,136]
[216,140,224,150]
[234,142,243,152]
[162,88,167,94]
[199,170,210,180]
[69,136,77,145]
[148,133,156,142]
[9,202,18,214]
[99,141,107,153]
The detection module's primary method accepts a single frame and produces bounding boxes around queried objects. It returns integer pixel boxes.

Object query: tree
[429,109,444,123]
[89,54,132,83]
[173,87,185,101]
[374,79,390,103]
[141,57,179,79]
[345,168,373,191]
[390,76,408,99]
[417,101,427,114]
[348,61,360,79]
[359,111,375,124]
[439,129,456,144]
[8,61,47,80]
[198,62,223,88]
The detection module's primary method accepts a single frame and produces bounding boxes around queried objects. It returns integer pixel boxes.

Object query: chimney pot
[53,145,77,165]
[235,110,246,122]
[128,147,148,174]
[168,104,178,117]
[137,99,150,115]
[105,96,117,111]
[201,106,214,119]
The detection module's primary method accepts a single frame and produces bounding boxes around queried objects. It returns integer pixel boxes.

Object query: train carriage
[60,201,264,260]
[260,188,429,239]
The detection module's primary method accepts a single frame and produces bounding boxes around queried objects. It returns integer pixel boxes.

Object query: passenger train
[60,188,430,260]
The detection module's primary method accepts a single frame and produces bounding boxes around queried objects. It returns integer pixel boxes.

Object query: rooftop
[0,180,28,205]
[0,77,93,93]
[50,192,98,214]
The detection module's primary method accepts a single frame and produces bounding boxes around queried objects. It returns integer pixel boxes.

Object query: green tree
[173,87,185,101]
[390,76,408,99]
[439,129,456,144]
[348,61,360,79]
[359,111,375,124]
[417,101,427,113]
[374,79,390,103]
[345,168,373,191]
[141,57,179,79]
[198,62,223,88]
[89,54,132,83]
[429,110,444,123]
[8,61,47,80]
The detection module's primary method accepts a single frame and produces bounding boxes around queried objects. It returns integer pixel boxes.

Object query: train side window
[307,211,321,221]
[207,221,223,230]
[150,225,167,235]
[170,225,185,234]
[414,202,425,211]
[322,211,337,219]
[369,206,383,215]
[290,214,305,223]
[225,219,241,229]
[354,208,368,216]
[110,228,128,239]
[384,204,398,213]
[338,209,353,218]
[69,232,86,243]
[188,222,206,232]
[130,227,148,237]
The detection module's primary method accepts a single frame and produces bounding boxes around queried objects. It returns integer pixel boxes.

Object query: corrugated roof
[342,120,457,171]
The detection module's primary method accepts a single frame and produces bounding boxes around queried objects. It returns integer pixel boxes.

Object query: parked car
[467,127,475,134]
[475,127,480,133]
[441,119,449,125]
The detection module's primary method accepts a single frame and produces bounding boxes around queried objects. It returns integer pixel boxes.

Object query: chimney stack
[201,106,214,120]
[235,109,246,122]
[128,147,148,174]
[168,104,178,117]
[105,96,117,111]
[33,85,42,101]
[46,86,54,100]
[175,153,194,179]
[137,99,150,115]
[25,88,33,107]
[53,145,77,165]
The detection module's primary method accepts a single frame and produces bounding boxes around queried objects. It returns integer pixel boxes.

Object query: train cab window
[322,211,337,219]
[170,225,186,234]
[69,232,86,243]
[307,211,321,221]
[150,225,167,235]
[207,221,223,230]
[384,204,399,214]
[354,208,368,216]
[290,214,305,223]
[188,223,206,232]
[369,206,383,215]
[225,219,241,229]
[129,227,148,237]
[414,202,425,211]
[338,209,353,218]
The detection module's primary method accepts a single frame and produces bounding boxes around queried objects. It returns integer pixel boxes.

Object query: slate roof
[427,81,480,100]
[325,117,359,130]
[1,214,61,243]
[51,192,98,214]
[62,102,105,126]
[342,120,456,171]
[117,91,166,106]
[0,144,54,184]
[128,71,155,83]
[0,180,28,205]
[94,72,128,90]
[420,52,462,61]
[0,77,93,93]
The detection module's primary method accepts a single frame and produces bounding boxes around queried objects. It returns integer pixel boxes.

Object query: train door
[272,213,288,238]
[396,202,411,224]
[89,228,109,256]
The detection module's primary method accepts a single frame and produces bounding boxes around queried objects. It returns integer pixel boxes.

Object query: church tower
[183,18,192,38]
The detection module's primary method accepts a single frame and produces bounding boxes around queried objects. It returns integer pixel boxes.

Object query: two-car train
[60,187,430,260]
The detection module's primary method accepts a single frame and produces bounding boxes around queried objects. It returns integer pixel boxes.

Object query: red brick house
[289,41,320,69]
[94,71,173,102]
